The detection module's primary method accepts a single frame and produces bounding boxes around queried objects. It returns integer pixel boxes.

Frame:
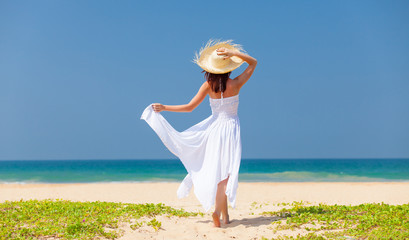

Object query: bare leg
[220,177,229,224]
[213,177,229,227]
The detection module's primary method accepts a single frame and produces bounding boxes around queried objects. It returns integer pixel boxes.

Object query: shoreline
[1,182,408,206]
[2,180,409,184]
[1,178,409,185]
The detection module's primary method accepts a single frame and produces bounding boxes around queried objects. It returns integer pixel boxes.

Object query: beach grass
[262,201,409,239]
[2,199,409,239]
[0,199,202,239]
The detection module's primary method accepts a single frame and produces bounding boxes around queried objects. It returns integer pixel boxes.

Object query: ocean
[0,159,408,184]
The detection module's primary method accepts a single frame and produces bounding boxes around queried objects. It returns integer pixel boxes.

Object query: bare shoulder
[202,81,210,88]
[201,81,211,92]
[229,77,241,90]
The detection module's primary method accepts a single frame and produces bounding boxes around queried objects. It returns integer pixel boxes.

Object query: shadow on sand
[197,215,283,228]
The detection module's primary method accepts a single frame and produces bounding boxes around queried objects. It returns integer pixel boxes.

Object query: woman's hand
[152,103,165,112]
[216,47,236,59]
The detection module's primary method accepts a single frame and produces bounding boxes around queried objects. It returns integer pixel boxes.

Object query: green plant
[0,199,201,239]
[262,202,409,239]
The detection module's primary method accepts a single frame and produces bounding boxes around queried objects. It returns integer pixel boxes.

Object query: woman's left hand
[152,103,165,112]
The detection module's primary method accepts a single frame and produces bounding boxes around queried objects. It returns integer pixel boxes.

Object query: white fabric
[140,94,241,212]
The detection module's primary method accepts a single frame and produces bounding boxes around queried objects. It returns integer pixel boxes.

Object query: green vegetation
[251,201,270,210]
[262,201,409,240]
[0,199,202,239]
[3,199,408,239]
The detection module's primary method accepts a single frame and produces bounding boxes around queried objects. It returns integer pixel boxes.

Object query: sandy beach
[1,182,409,239]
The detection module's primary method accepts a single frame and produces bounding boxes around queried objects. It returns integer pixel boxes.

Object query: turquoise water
[0,159,408,183]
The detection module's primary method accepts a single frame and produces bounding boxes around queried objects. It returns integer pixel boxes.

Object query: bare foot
[212,212,221,227]
[222,214,230,224]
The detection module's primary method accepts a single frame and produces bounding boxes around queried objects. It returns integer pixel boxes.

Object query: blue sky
[1,1,408,160]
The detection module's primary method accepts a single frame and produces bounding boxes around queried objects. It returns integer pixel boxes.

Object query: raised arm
[152,82,209,113]
[217,48,257,88]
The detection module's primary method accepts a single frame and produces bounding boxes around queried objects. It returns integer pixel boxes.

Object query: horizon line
[0,157,408,161]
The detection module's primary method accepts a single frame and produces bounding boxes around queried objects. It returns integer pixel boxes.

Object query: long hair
[203,71,231,93]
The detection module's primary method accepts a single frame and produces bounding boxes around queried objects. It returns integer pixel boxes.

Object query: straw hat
[193,39,245,74]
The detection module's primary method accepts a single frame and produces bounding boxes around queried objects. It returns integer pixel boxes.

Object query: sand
[1,182,408,239]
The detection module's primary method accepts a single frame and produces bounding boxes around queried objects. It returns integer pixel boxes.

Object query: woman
[141,40,257,227]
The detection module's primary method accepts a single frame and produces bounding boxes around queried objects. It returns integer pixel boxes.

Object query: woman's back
[207,78,240,99]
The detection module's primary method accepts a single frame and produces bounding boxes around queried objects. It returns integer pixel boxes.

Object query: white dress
[141,94,241,212]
